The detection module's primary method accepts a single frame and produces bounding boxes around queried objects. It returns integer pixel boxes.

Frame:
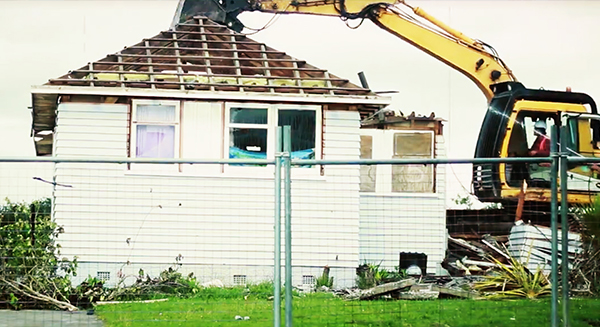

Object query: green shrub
[0,197,78,310]
[571,196,600,296]
[356,262,407,289]
[315,266,334,289]
[247,280,279,299]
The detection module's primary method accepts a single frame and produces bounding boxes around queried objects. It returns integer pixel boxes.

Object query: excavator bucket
[170,0,247,32]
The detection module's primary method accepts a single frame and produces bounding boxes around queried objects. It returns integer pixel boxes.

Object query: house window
[360,130,435,194]
[228,107,269,166]
[226,103,320,168]
[278,109,316,157]
[131,100,180,159]
[392,132,434,193]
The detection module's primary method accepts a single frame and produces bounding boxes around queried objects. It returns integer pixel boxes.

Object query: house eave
[30,85,391,157]
[31,85,392,106]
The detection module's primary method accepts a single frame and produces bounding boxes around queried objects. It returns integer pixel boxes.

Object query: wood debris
[331,277,482,301]
[359,278,416,300]
[444,233,512,276]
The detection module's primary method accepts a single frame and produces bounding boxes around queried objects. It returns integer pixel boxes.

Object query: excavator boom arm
[173,0,516,102]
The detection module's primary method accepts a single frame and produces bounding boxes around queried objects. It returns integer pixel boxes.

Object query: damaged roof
[31,15,390,156]
[48,16,375,95]
[361,109,445,135]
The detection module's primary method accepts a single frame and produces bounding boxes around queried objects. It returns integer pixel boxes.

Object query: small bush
[356,262,406,289]
[0,197,78,310]
[247,281,279,299]
[315,266,334,289]
[570,196,600,296]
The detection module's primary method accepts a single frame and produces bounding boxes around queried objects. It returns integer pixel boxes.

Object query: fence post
[283,125,293,327]
[274,126,283,327]
[550,125,559,327]
[559,125,571,327]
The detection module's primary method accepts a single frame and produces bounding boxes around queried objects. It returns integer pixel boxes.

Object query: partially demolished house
[30,16,447,287]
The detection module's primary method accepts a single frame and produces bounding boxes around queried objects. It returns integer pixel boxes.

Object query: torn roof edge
[361,106,447,124]
[30,85,392,106]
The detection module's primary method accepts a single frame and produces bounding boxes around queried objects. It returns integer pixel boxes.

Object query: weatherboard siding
[54,103,129,157]
[53,102,361,286]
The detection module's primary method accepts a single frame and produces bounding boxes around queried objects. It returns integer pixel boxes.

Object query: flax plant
[474,249,551,299]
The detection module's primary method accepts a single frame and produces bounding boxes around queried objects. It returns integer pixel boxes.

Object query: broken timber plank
[359,278,416,300]
[481,238,511,260]
[515,180,527,222]
[461,258,513,269]
[395,290,439,300]
[431,285,481,299]
[448,236,487,258]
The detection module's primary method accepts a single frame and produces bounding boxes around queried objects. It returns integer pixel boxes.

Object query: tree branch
[0,277,78,311]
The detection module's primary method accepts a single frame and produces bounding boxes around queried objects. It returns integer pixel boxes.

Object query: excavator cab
[473,82,600,205]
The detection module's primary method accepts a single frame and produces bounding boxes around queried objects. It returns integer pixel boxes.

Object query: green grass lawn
[95,293,600,327]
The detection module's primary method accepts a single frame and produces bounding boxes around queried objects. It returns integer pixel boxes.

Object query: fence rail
[0,125,598,327]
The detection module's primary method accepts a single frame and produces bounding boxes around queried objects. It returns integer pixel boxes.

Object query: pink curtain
[135,105,176,158]
[136,125,175,158]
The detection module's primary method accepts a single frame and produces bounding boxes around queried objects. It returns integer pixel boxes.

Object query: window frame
[130,99,181,159]
[225,102,274,164]
[359,129,436,196]
[128,99,181,173]
[223,102,322,175]
[390,129,435,194]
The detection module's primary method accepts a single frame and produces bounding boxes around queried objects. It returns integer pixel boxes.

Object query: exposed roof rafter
[31,15,391,157]
[48,16,373,96]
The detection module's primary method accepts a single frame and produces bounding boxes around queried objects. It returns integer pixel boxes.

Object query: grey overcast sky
[1,0,599,204]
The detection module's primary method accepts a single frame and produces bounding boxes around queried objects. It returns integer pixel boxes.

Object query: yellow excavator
[173,0,600,210]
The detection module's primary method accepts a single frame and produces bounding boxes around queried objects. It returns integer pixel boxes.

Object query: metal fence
[0,125,598,327]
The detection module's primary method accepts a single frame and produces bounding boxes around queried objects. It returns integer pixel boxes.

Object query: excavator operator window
[559,116,600,188]
[566,117,596,155]
[505,112,557,189]
[563,116,600,181]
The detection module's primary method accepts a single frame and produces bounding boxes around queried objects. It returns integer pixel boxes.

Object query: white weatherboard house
[30,16,447,288]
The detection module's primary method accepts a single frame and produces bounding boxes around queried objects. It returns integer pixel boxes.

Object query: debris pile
[330,276,484,301]
[443,234,512,276]
[508,222,583,275]
[444,217,583,278]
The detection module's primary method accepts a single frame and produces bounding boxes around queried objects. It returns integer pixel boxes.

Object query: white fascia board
[31,85,392,106]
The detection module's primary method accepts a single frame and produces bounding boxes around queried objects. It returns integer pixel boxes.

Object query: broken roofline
[46,15,378,97]
[31,85,392,105]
